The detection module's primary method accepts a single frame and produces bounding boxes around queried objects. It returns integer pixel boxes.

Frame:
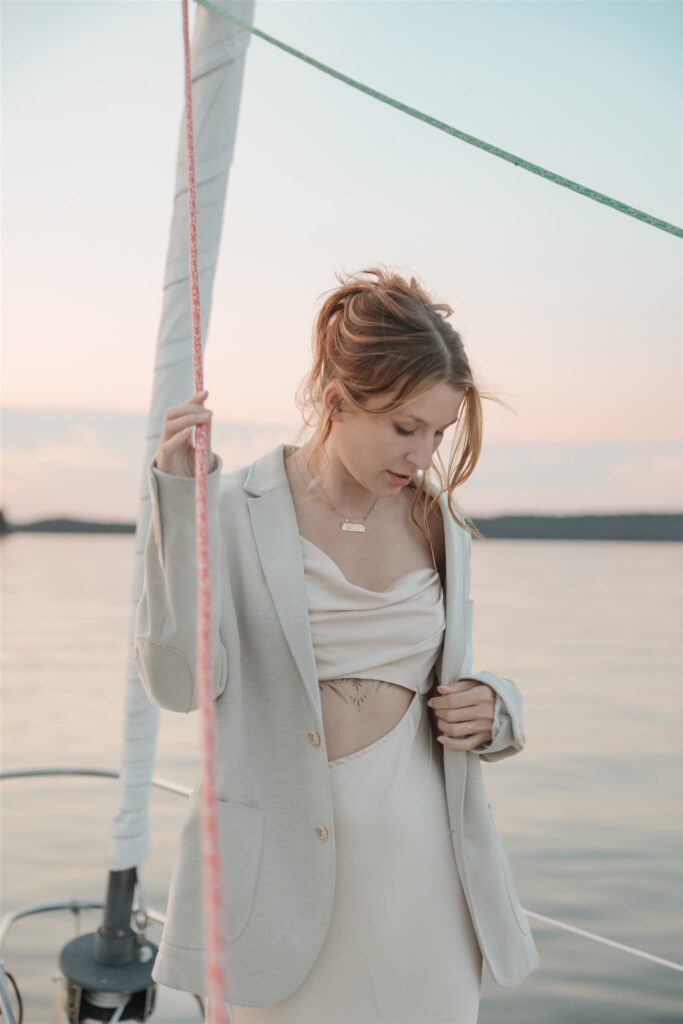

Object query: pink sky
[2,1,681,518]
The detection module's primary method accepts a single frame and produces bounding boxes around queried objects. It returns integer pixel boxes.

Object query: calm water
[1,534,681,1023]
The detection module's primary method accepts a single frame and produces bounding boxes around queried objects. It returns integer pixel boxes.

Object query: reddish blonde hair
[293,265,506,541]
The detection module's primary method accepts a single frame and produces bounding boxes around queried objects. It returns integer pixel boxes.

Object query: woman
[135,266,539,1023]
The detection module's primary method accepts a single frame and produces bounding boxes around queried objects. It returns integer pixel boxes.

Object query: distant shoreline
[1,511,680,542]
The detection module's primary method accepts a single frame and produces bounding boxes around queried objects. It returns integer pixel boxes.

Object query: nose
[406,439,434,473]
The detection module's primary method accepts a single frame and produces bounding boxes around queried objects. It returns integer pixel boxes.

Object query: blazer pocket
[486,801,530,936]
[162,792,265,950]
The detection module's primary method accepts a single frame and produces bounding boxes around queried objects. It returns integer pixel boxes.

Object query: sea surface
[1,534,681,1023]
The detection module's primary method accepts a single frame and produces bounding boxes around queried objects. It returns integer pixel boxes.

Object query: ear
[324,382,343,422]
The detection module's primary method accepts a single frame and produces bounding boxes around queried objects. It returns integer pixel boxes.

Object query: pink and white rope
[180,1,232,1020]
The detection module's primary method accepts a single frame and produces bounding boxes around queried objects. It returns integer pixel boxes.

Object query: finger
[437,680,479,696]
[437,717,490,736]
[163,425,194,452]
[432,704,490,724]
[163,410,212,438]
[429,693,481,711]
[464,731,491,749]
[437,731,490,749]
[166,396,210,421]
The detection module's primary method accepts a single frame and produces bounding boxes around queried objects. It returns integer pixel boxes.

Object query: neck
[294,439,389,516]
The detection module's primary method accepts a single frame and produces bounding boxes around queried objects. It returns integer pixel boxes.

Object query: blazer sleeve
[133,452,228,714]
[456,531,527,763]
[464,668,526,763]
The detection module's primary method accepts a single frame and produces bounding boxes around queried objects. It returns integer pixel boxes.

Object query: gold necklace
[293,449,380,533]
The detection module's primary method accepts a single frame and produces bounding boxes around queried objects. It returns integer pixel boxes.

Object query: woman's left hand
[427,679,496,750]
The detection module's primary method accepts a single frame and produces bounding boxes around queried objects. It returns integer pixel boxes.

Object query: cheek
[381,432,403,458]
[356,425,402,470]
[356,438,390,475]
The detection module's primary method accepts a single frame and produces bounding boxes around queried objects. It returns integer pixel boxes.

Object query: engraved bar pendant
[341,521,365,532]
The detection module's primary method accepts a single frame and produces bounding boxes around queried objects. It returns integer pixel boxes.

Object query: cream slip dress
[230,531,483,1024]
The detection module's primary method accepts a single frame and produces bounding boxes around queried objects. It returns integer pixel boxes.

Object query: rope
[195,0,682,240]
[525,911,683,972]
[180,1,231,1020]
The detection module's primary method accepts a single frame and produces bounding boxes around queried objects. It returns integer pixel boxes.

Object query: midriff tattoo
[318,676,416,761]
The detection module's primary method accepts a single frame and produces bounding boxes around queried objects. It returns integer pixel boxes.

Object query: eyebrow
[402,414,458,430]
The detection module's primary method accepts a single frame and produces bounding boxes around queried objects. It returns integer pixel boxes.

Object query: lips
[388,470,410,480]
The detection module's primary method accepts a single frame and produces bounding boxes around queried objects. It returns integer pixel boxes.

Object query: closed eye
[394,425,444,438]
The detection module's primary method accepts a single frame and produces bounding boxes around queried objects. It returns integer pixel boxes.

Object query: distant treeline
[1,509,680,542]
[470,514,682,541]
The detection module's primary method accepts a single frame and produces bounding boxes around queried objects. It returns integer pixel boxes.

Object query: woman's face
[326,380,466,496]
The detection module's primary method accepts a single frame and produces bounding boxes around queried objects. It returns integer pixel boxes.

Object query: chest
[285,465,439,592]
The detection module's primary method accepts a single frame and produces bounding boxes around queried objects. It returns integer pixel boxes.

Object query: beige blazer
[134,441,539,1005]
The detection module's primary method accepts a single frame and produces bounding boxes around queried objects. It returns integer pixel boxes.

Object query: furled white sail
[108,0,255,871]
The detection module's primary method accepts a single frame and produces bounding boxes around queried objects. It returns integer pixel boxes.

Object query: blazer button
[314,824,329,841]
[307,730,321,747]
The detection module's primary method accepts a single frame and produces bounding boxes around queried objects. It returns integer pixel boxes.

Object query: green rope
[195,0,681,240]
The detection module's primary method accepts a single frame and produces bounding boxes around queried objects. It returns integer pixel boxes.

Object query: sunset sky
[2,0,681,521]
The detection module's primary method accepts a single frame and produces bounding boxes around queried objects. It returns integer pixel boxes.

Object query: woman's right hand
[154,389,215,478]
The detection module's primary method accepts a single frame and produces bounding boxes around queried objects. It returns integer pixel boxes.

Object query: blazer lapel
[244,445,323,727]
[432,482,470,810]
[432,482,469,688]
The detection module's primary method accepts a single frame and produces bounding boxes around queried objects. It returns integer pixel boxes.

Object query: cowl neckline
[299,534,438,596]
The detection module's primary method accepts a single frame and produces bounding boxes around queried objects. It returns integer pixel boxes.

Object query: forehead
[365,383,465,422]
